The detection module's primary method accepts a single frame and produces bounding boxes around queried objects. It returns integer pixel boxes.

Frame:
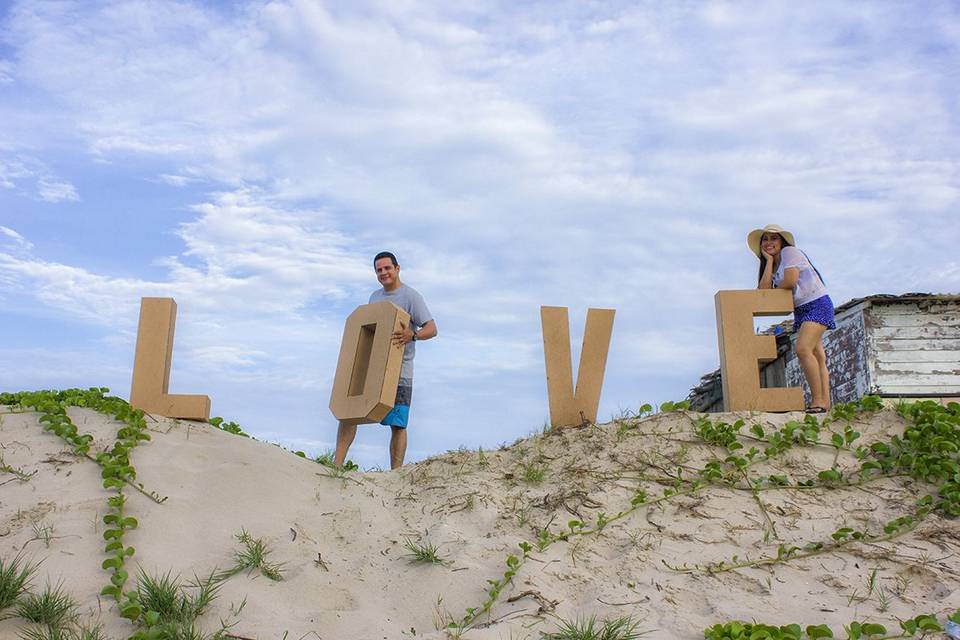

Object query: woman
[748,224,835,413]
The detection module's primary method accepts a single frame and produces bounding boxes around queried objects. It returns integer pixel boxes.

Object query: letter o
[329,301,410,423]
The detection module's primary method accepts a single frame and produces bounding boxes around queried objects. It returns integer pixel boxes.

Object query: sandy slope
[1,405,958,639]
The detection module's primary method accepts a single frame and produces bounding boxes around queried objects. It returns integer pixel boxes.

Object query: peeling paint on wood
[876,362,960,375]
[874,338,960,351]
[786,305,871,405]
[770,299,957,405]
[877,350,958,363]
[689,295,960,411]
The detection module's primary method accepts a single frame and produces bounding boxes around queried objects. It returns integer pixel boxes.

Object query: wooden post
[329,301,410,423]
[130,298,211,420]
[541,306,615,427]
[715,290,804,411]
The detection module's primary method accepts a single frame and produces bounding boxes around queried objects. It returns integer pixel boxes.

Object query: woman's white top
[772,246,827,307]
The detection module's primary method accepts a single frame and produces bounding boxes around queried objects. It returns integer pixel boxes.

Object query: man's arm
[415,319,437,340]
[393,319,437,345]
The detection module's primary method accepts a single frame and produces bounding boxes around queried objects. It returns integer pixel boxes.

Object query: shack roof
[834,292,960,314]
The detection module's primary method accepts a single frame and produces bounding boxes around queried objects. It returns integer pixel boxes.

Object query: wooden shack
[688,293,960,412]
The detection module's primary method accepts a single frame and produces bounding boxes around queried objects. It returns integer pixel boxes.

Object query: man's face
[375,257,399,289]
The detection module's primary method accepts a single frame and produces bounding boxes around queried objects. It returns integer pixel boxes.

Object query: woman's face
[760,232,783,257]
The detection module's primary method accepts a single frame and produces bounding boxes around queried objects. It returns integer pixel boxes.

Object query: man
[334,251,437,469]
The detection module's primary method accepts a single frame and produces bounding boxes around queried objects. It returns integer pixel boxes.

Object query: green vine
[704,611,957,639]
[208,416,249,437]
[1,389,156,625]
[448,396,959,634]
[666,398,959,574]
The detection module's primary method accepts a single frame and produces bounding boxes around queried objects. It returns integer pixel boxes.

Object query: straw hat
[747,224,796,257]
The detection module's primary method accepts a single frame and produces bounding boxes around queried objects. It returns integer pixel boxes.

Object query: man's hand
[392,326,414,346]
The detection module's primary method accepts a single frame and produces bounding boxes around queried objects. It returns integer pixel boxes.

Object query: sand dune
[2,400,958,639]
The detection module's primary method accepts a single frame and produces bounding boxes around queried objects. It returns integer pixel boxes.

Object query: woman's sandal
[805,406,828,414]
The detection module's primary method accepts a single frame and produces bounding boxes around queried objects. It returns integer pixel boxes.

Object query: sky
[1,0,958,469]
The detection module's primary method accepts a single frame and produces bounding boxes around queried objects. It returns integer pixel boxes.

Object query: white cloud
[157,172,204,187]
[0,158,33,188]
[36,177,79,202]
[188,345,268,368]
[0,156,79,202]
[0,188,372,324]
[1,0,959,467]
[0,225,33,251]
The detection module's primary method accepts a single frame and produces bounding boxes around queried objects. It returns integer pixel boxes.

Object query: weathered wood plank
[877,350,960,363]
[873,338,960,351]
[872,325,960,340]
[875,372,960,388]
[872,301,960,313]
[872,312,960,328]
[876,361,960,375]
[877,384,960,395]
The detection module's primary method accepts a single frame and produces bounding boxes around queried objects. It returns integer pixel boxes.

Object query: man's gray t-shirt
[369,284,432,381]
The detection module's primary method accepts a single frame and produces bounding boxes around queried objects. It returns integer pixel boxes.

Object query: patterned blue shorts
[795,295,836,330]
[380,379,412,429]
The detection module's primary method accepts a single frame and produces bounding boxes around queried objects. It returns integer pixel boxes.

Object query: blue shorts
[380,380,412,429]
[795,295,836,330]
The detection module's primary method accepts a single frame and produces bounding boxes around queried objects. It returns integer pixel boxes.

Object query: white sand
[2,405,958,639]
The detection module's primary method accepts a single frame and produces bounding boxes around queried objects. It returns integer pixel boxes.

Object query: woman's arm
[778,267,799,290]
[758,254,775,289]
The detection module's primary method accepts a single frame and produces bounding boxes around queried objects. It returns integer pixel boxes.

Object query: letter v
[541,306,615,428]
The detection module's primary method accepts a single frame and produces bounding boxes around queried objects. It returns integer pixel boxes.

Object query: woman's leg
[814,342,831,408]
[795,321,829,409]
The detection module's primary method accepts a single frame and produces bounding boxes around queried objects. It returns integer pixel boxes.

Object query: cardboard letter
[130,298,211,420]
[715,290,804,411]
[329,301,410,423]
[541,306,615,427]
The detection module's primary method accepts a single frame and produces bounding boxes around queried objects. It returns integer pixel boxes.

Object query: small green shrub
[208,417,249,438]
[19,621,108,640]
[0,554,37,611]
[15,582,78,628]
[541,614,647,640]
[225,530,284,581]
[522,460,547,484]
[312,450,358,472]
[134,569,224,638]
[313,450,335,467]
[403,539,445,565]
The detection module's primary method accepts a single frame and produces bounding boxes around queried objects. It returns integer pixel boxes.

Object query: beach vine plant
[703,611,958,639]
[446,396,960,636]
[0,453,37,483]
[208,416,249,438]
[0,388,303,638]
[0,388,159,625]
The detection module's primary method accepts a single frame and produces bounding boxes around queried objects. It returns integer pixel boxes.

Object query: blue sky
[1,1,958,469]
